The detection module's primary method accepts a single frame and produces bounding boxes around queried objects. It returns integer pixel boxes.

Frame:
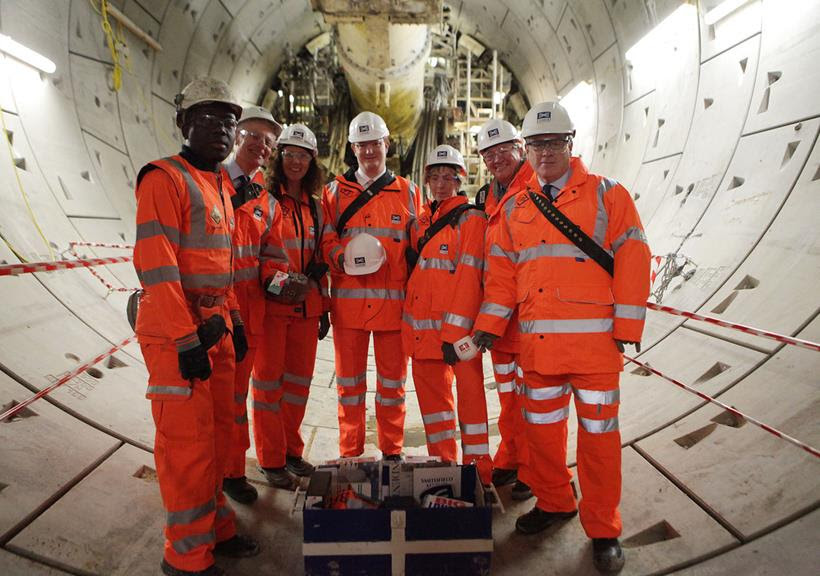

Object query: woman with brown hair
[252,123,330,488]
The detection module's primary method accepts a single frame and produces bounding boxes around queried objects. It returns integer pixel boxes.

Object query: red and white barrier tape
[647,302,820,352]
[0,256,133,277]
[0,335,136,423]
[69,241,134,250]
[625,355,820,459]
[68,245,136,293]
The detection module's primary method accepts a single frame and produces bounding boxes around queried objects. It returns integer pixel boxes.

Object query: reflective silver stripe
[460,422,488,435]
[321,286,330,297]
[138,265,181,286]
[339,392,366,406]
[408,181,418,217]
[574,388,620,405]
[263,193,278,233]
[515,365,523,378]
[493,361,516,375]
[167,499,215,526]
[523,406,570,425]
[497,381,516,393]
[612,226,648,252]
[463,443,490,455]
[332,288,405,300]
[260,244,288,260]
[344,226,406,241]
[375,393,405,406]
[253,399,280,412]
[233,266,258,283]
[489,243,517,263]
[172,531,215,555]
[615,304,646,321]
[377,374,405,389]
[460,254,484,269]
[443,312,473,330]
[522,382,571,401]
[147,385,191,397]
[519,318,613,334]
[284,372,312,387]
[137,220,180,245]
[418,257,455,271]
[480,302,513,320]
[216,505,232,520]
[579,416,619,433]
[234,244,258,259]
[252,377,281,391]
[285,237,316,250]
[428,428,456,444]
[518,243,587,263]
[165,158,232,250]
[422,410,455,425]
[594,177,617,246]
[402,313,441,331]
[180,272,233,290]
[329,245,344,263]
[283,392,308,405]
[337,373,366,387]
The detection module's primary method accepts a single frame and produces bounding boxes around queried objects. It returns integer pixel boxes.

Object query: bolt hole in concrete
[133,465,157,482]
[85,367,104,379]
[64,352,81,362]
[622,520,681,548]
[1,400,38,422]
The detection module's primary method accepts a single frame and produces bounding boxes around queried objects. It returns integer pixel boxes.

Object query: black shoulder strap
[335,171,397,236]
[527,191,614,276]
[417,203,476,254]
[475,183,490,211]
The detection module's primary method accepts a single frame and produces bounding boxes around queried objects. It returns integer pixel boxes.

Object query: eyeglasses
[240,128,276,148]
[479,143,516,161]
[193,113,237,131]
[526,137,570,153]
[282,149,312,162]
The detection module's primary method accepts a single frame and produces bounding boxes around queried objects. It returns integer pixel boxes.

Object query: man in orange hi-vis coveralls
[221,105,285,505]
[402,145,492,485]
[474,118,533,501]
[253,123,330,489]
[474,101,650,574]
[133,78,260,576]
[322,111,421,458]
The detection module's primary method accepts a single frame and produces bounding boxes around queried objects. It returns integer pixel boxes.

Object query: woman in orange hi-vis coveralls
[474,118,533,500]
[222,105,286,506]
[402,145,492,485]
[253,123,330,488]
[133,78,259,576]
[474,101,650,574]
[322,111,421,458]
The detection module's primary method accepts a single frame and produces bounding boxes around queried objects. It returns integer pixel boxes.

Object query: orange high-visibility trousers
[412,357,493,484]
[520,370,622,538]
[252,315,319,467]
[225,341,257,478]
[143,325,237,572]
[333,326,407,457]
[490,350,528,471]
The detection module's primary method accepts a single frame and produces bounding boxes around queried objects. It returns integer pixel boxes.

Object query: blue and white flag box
[303,467,493,576]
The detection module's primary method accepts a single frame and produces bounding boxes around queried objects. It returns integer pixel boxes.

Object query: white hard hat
[425,145,466,176]
[520,101,575,139]
[175,77,242,119]
[476,119,521,152]
[238,105,282,131]
[349,111,390,143]
[278,123,318,153]
[344,233,386,275]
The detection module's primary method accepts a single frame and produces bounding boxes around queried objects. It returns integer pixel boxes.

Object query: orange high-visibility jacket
[475,157,651,375]
[230,171,287,337]
[479,161,534,354]
[321,169,421,331]
[133,155,238,351]
[264,184,329,318]
[402,196,487,359]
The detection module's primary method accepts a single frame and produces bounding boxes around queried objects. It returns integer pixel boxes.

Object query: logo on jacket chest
[391,214,401,224]
[253,206,264,220]
[210,205,222,225]
[439,244,449,254]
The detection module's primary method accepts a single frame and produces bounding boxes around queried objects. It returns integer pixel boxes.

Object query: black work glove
[441,342,458,366]
[615,339,641,354]
[472,330,500,352]
[233,324,249,362]
[178,344,211,381]
[319,312,331,340]
[305,260,330,283]
[197,314,227,350]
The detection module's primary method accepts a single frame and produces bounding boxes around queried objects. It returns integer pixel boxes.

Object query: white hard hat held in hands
[343,233,386,275]
[520,101,575,139]
[348,111,390,143]
[476,119,521,152]
[425,145,467,176]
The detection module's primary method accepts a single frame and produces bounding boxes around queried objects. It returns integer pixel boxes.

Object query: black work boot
[258,466,295,489]
[286,455,315,477]
[160,559,225,576]
[383,453,402,461]
[510,480,533,501]
[592,538,625,573]
[515,507,577,535]
[222,476,258,504]
[491,467,517,486]
[214,533,260,558]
